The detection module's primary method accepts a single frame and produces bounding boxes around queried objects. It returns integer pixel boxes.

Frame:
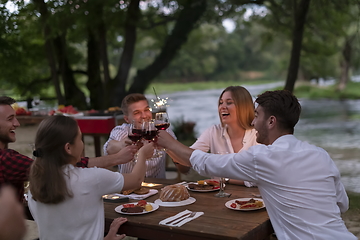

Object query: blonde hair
[218,86,255,130]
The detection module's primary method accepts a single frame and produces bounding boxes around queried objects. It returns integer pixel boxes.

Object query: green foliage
[147,79,278,95]
[347,191,360,210]
[171,116,197,143]
[294,81,360,99]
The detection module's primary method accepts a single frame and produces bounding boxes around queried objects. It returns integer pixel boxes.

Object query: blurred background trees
[0,0,359,109]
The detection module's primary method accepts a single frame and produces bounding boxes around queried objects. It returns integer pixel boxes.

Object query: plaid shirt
[0,149,89,202]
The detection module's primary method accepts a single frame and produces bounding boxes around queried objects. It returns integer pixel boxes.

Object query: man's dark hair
[0,96,16,105]
[255,90,301,133]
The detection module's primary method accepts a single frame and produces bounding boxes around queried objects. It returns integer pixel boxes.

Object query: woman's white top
[190,124,258,186]
[28,164,124,240]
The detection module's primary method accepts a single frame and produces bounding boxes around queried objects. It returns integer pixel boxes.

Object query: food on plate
[159,184,190,202]
[121,206,144,213]
[188,183,214,190]
[121,187,149,195]
[204,179,220,186]
[133,187,150,195]
[231,198,264,209]
[144,204,153,211]
[108,106,121,112]
[120,200,152,213]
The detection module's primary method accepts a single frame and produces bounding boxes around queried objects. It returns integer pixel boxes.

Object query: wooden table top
[104,179,273,240]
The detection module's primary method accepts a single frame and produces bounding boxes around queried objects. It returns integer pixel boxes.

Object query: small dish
[225,198,265,211]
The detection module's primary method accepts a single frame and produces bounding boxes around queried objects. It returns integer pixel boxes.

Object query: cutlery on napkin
[113,189,158,200]
[159,210,204,227]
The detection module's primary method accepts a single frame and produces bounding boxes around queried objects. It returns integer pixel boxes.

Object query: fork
[171,211,197,225]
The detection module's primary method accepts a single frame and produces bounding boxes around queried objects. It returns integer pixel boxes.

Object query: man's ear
[124,115,129,123]
[64,143,71,155]
[268,116,276,129]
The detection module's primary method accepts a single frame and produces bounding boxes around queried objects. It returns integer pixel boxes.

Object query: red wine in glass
[128,134,142,143]
[132,128,144,135]
[143,130,158,141]
[155,123,170,130]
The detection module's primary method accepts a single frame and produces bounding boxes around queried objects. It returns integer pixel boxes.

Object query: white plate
[115,202,159,215]
[186,183,220,192]
[225,198,265,211]
[154,197,196,207]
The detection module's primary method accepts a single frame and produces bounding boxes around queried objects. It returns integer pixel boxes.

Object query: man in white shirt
[103,93,179,178]
[156,90,356,240]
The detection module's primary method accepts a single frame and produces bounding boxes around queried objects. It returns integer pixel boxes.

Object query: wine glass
[155,112,170,152]
[155,112,170,130]
[128,120,143,145]
[143,119,162,158]
[214,151,231,198]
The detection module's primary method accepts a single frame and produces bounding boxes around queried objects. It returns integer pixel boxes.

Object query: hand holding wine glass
[143,119,162,158]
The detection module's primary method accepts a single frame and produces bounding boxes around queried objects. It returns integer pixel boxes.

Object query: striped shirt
[103,123,176,178]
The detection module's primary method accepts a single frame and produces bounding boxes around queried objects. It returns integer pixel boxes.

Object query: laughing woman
[169,86,258,186]
[28,115,154,240]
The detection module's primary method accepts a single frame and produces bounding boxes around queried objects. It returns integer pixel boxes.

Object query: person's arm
[0,186,26,240]
[106,139,132,155]
[166,150,192,174]
[157,131,194,166]
[122,142,154,190]
[87,145,138,168]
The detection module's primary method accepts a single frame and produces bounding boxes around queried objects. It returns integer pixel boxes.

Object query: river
[147,82,360,193]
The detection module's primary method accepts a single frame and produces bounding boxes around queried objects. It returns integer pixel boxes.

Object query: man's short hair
[255,90,301,133]
[0,96,16,106]
[121,93,148,116]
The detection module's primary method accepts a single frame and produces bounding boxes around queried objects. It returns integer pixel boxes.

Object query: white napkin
[159,210,204,227]
[113,189,158,200]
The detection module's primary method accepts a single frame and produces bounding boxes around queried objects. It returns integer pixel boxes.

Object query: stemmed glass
[155,112,170,130]
[128,120,143,145]
[143,119,162,158]
[214,151,231,198]
[155,112,170,152]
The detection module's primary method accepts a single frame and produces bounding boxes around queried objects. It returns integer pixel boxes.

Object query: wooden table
[104,179,273,240]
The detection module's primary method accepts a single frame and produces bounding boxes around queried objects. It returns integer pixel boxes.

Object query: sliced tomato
[123,204,135,208]
[137,200,147,206]
[230,203,237,208]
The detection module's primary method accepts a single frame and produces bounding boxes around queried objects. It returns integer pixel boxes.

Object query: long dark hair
[29,115,79,204]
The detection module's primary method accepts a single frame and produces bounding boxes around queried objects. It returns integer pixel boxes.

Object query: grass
[347,191,360,210]
[146,79,279,95]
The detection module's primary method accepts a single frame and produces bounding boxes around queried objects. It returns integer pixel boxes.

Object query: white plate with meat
[225,198,265,211]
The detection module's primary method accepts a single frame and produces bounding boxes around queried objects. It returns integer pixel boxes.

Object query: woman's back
[28,165,124,240]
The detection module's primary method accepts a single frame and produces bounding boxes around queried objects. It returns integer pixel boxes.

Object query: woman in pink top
[170,86,258,186]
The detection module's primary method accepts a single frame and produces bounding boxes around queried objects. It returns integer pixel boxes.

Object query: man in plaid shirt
[0,96,138,202]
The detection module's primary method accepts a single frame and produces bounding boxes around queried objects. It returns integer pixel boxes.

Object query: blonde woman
[170,86,257,186]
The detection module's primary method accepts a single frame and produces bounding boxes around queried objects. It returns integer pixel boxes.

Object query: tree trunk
[284,0,311,93]
[87,29,105,110]
[33,0,65,105]
[127,0,208,99]
[337,38,352,92]
[112,0,141,106]
[53,35,88,109]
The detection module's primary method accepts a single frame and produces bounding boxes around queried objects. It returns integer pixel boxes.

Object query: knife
[165,212,191,225]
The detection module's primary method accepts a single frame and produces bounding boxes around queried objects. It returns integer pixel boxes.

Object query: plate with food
[154,197,196,207]
[186,180,220,192]
[155,184,196,207]
[115,200,159,215]
[225,198,265,211]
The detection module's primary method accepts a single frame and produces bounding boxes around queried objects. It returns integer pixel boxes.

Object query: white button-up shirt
[190,134,356,240]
